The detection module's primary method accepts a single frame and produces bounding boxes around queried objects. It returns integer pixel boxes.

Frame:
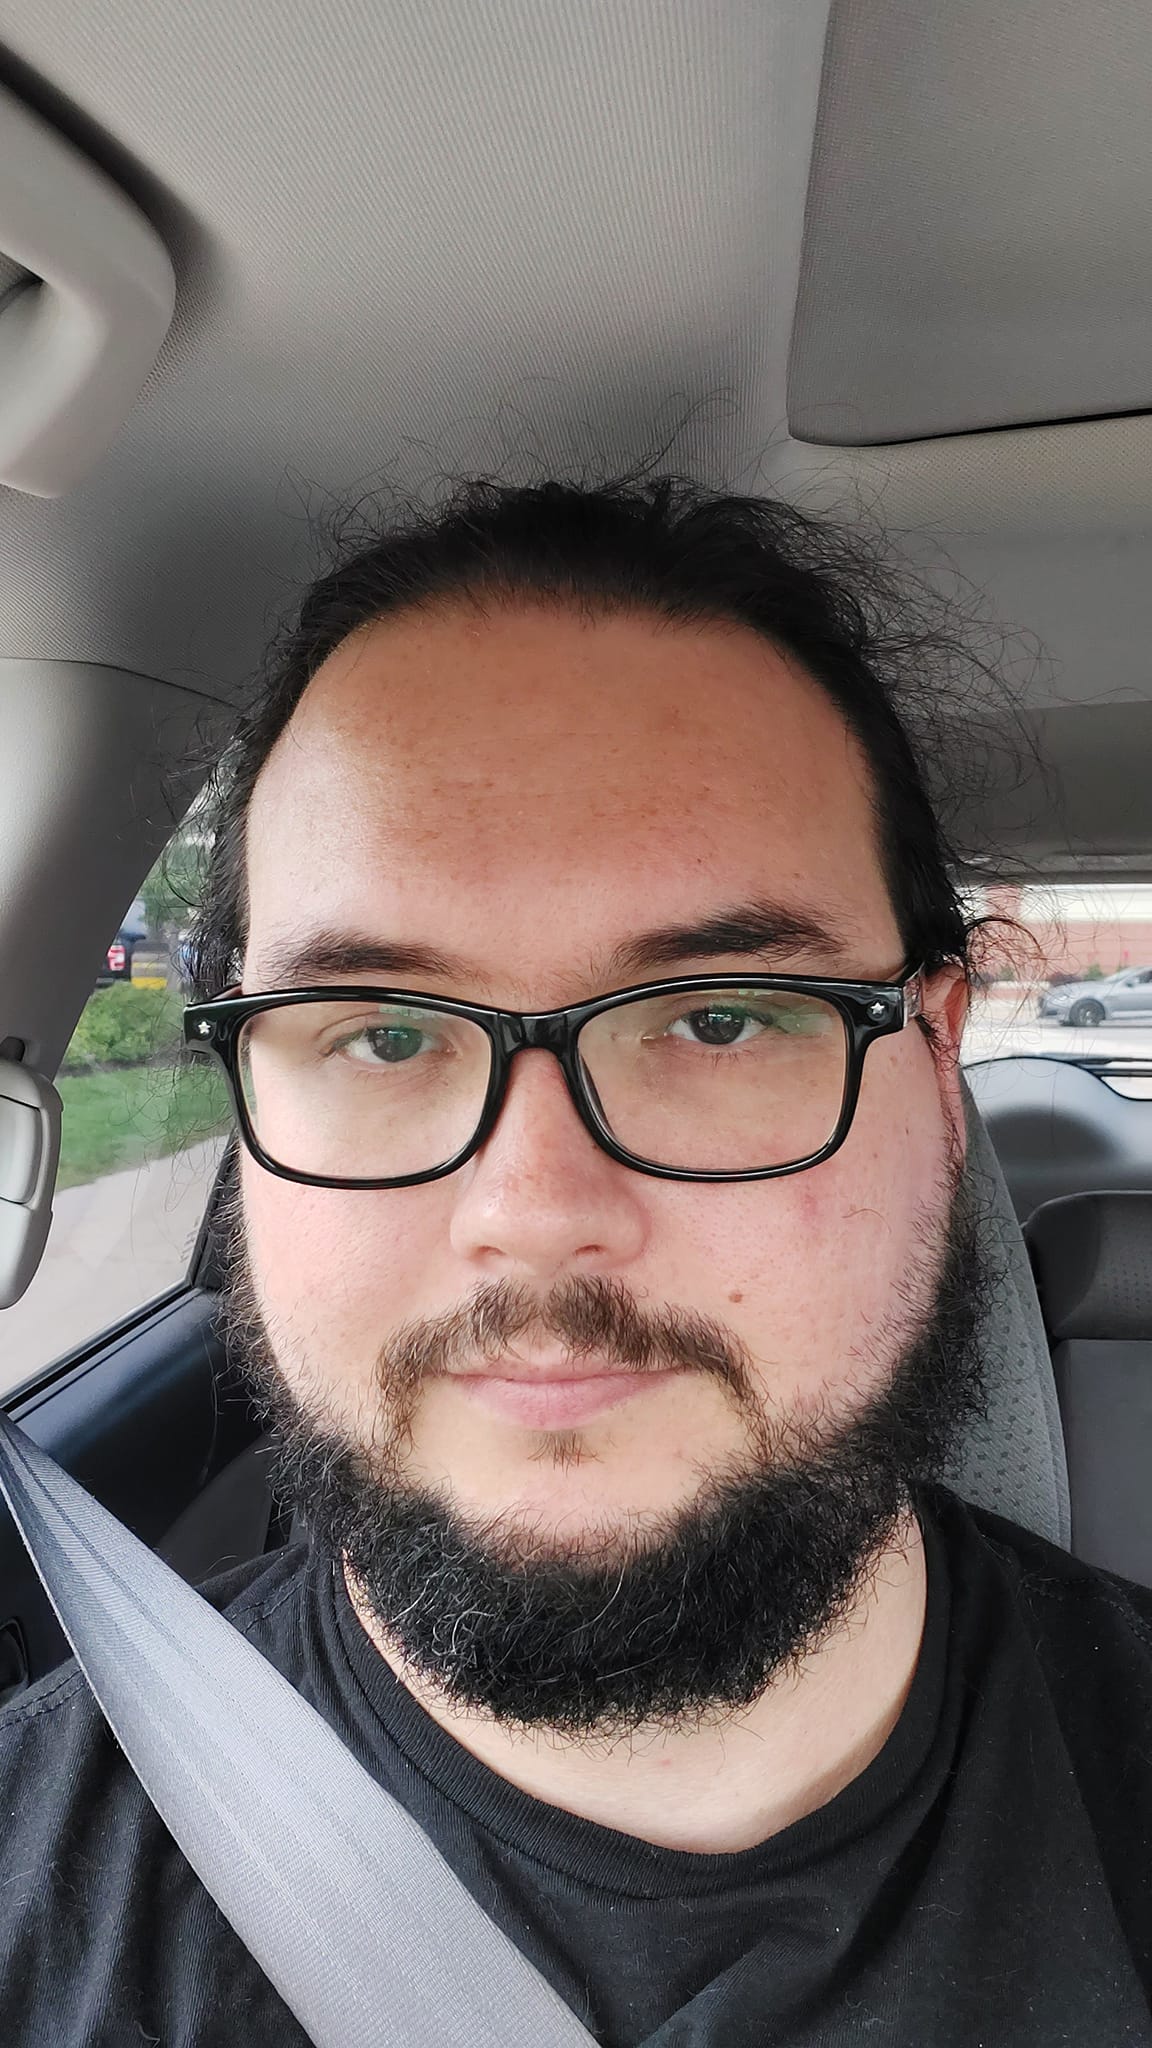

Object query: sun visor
[950,700,1152,878]
[789,0,1152,445]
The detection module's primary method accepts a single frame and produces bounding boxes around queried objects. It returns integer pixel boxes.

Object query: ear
[919,965,971,1157]
[922,963,969,1059]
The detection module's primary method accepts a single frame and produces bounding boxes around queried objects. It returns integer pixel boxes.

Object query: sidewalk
[0,1138,226,1396]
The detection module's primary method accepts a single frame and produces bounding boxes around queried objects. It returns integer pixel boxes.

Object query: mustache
[379,1274,756,1403]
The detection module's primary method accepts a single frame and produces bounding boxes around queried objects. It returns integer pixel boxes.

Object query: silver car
[1038,967,1152,1027]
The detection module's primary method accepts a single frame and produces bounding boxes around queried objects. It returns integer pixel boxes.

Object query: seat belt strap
[0,1415,597,2048]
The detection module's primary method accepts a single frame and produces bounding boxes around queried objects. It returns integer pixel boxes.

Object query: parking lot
[963,993,1152,1093]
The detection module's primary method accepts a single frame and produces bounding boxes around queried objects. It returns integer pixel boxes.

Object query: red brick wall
[979,915,1152,981]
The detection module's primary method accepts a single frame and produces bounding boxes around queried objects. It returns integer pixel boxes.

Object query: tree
[140,829,206,950]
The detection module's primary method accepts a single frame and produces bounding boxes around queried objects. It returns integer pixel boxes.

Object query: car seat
[945,1080,1071,1548]
[1026,1190,1152,1583]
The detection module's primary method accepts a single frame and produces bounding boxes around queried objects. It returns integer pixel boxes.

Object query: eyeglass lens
[236,986,851,1181]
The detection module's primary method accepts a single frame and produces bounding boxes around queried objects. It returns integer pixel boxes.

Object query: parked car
[94,935,133,987]
[93,899,149,989]
[1038,967,1152,1026]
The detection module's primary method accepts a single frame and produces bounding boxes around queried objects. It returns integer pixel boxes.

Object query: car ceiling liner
[0,80,174,496]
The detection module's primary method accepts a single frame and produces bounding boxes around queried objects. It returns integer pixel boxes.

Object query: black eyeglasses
[183,968,925,1189]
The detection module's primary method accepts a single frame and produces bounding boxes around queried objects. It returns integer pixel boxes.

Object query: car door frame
[0,1142,277,1699]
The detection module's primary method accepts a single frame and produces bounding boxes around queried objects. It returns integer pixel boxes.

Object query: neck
[345,1509,927,1855]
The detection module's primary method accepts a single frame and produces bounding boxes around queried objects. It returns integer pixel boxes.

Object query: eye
[332,1021,433,1064]
[665,1004,769,1048]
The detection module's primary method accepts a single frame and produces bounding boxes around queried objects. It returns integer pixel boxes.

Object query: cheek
[241,1162,443,1410]
[679,1038,953,1401]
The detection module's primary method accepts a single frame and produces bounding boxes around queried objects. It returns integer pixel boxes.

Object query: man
[3,476,1152,2046]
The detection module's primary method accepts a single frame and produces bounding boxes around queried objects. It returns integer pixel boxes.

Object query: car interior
[2,0,1152,1727]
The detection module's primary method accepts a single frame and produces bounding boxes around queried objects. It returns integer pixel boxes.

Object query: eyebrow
[251,899,850,995]
[252,933,475,989]
[603,899,849,979]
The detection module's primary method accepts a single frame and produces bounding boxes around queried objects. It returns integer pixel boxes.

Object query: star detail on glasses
[196,1021,213,1038]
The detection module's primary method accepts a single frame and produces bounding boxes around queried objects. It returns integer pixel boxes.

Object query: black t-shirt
[3,1483,1152,2046]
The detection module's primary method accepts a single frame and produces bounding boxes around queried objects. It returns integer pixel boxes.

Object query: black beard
[223,1174,993,1739]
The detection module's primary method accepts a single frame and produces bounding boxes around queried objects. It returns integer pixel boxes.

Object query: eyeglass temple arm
[901,969,926,1024]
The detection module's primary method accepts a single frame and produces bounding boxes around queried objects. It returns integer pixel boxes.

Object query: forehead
[245,601,899,992]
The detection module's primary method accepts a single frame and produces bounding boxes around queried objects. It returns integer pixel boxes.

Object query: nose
[447,1048,649,1280]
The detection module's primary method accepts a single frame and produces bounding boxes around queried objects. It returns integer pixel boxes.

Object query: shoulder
[0,1542,315,2042]
[927,1482,1152,1687]
[0,1539,312,1772]
[930,1486,1152,1968]
[0,1542,313,1912]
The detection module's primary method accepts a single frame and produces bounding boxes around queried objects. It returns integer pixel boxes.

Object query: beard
[221,1166,993,1739]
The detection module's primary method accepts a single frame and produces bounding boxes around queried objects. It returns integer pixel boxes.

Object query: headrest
[1026,1193,1152,1343]
[942,1081,1071,1548]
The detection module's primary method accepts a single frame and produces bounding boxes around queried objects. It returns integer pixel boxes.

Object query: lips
[447,1357,677,1430]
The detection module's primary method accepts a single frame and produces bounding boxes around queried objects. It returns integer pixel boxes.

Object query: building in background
[973,884,1152,984]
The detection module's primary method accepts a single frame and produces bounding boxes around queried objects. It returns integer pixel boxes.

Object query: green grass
[55,1060,232,1190]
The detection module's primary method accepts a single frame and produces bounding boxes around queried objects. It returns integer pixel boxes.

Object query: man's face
[241,600,970,1545]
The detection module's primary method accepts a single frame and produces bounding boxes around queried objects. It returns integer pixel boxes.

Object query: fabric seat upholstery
[942,1081,1071,1549]
[1025,1191,1152,1585]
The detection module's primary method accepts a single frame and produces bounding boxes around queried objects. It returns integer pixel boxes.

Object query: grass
[55,1060,232,1190]
[61,984,184,1073]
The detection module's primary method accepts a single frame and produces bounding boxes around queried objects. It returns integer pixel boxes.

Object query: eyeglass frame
[183,966,926,1191]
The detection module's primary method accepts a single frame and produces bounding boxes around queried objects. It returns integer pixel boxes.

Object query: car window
[0,827,229,1398]
[962,881,1152,1099]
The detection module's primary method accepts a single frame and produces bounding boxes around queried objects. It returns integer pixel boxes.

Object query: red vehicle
[94,900,148,987]
[94,936,133,987]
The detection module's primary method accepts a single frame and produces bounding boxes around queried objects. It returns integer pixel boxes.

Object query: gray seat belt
[0,1414,597,2048]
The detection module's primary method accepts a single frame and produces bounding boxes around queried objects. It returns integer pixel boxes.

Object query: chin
[414,1439,727,1564]
[411,1376,747,1525]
